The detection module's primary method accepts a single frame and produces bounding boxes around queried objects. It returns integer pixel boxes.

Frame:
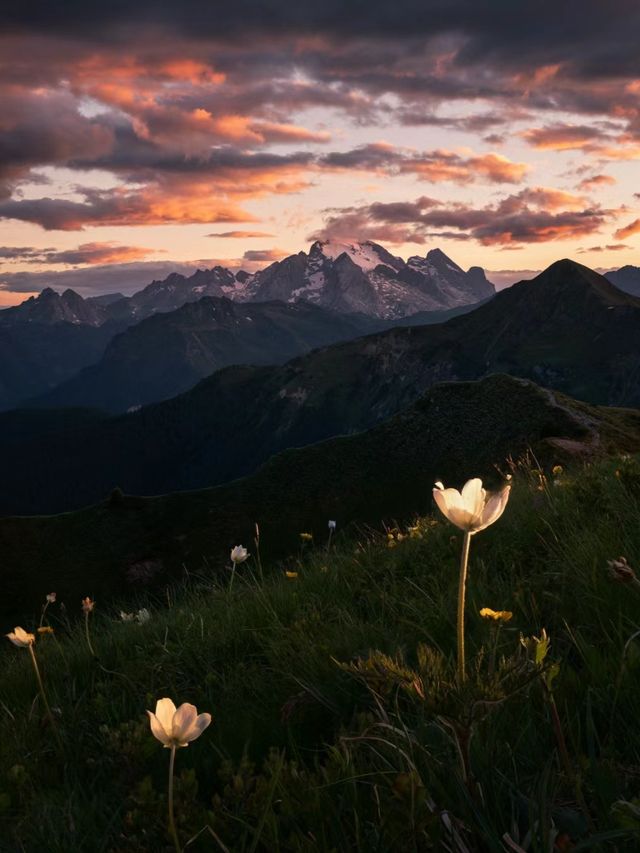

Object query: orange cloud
[406,151,529,184]
[615,218,640,239]
[577,174,616,191]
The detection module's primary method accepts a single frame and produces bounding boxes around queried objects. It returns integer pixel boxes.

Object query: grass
[1,455,640,851]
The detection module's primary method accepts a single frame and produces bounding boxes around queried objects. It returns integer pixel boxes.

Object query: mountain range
[30,298,387,413]
[0,258,638,515]
[0,242,493,411]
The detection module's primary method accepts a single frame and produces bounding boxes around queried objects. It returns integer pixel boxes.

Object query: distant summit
[236,240,495,319]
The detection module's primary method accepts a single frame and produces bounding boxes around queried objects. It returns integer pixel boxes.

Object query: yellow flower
[433,478,510,534]
[299,532,313,541]
[479,607,513,623]
[147,698,212,749]
[285,571,299,579]
[551,465,563,477]
[37,626,55,635]
[6,626,35,647]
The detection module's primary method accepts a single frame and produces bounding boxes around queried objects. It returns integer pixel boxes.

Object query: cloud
[577,243,631,253]
[0,242,158,264]
[242,248,289,262]
[614,218,640,240]
[320,143,529,184]
[312,187,616,247]
[206,230,276,238]
[521,123,615,151]
[577,174,616,191]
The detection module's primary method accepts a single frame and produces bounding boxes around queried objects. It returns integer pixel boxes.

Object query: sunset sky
[1,0,639,304]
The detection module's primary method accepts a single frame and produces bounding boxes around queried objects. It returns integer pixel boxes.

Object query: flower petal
[433,487,475,531]
[461,478,486,518]
[171,702,198,745]
[476,486,511,532]
[154,698,177,734]
[182,712,212,744]
[147,710,171,746]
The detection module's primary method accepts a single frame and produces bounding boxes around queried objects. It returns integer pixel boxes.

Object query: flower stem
[168,744,181,853]
[457,531,472,684]
[84,611,96,657]
[229,563,236,592]
[28,644,62,751]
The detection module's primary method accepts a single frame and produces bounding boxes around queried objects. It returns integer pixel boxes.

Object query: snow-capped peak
[311,239,402,272]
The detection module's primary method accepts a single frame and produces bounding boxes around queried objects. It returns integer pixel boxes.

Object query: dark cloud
[578,243,631,253]
[311,187,616,247]
[242,248,288,262]
[4,1,639,79]
[0,242,159,265]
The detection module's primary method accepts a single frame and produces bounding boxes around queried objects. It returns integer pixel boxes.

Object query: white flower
[328,520,337,530]
[433,478,511,534]
[81,597,95,613]
[136,608,150,624]
[46,592,56,604]
[230,545,249,564]
[147,698,212,748]
[120,611,136,622]
[6,626,35,647]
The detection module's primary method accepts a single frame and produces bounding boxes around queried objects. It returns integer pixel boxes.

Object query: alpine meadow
[1,2,640,851]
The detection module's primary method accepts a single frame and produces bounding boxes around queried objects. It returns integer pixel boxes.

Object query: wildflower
[147,698,211,749]
[229,545,249,592]
[37,626,55,635]
[6,626,35,647]
[328,520,336,530]
[230,545,249,564]
[433,478,511,684]
[299,532,313,541]
[6,627,60,747]
[480,607,513,623]
[433,478,511,534]
[607,556,637,583]
[82,597,96,656]
[137,608,150,624]
[520,628,550,666]
[46,592,56,604]
[120,611,136,622]
[147,698,212,853]
[285,571,299,579]
[551,465,563,477]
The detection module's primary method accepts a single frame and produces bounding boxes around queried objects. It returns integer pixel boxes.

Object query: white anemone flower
[432,477,511,684]
[6,626,35,647]
[433,478,511,534]
[230,545,249,564]
[147,698,211,748]
[136,608,151,624]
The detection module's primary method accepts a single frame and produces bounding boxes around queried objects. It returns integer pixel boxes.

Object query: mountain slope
[31,297,387,413]
[607,265,640,297]
[1,373,639,619]
[238,240,495,318]
[0,320,123,411]
[0,287,108,326]
[0,259,638,514]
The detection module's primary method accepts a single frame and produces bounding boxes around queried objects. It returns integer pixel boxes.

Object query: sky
[0,0,639,304]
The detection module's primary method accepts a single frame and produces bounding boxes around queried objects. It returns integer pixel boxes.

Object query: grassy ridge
[2,375,640,624]
[1,455,640,850]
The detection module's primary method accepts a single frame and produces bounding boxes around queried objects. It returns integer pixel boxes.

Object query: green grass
[1,456,640,851]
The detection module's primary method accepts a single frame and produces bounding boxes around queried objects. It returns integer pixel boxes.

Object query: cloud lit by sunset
[0,0,638,302]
